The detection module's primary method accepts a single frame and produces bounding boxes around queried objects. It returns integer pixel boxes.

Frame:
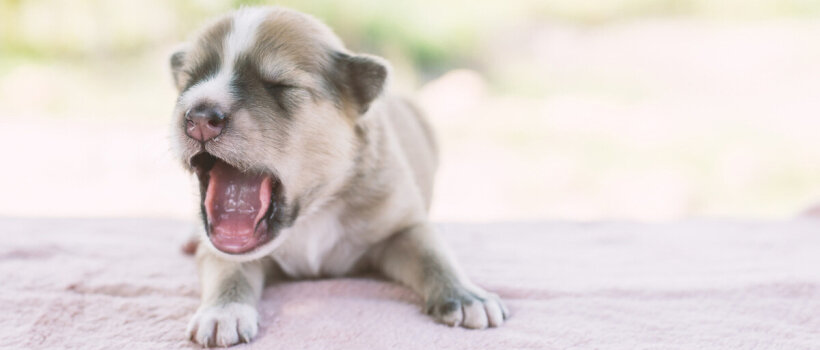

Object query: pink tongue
[204,161,271,254]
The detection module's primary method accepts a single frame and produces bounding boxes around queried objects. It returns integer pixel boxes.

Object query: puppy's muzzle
[185,103,227,142]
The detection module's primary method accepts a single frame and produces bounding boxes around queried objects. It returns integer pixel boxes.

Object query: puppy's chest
[270,207,367,278]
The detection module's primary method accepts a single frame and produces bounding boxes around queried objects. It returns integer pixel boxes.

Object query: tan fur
[171,7,507,347]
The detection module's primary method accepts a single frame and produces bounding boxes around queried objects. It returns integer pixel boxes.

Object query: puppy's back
[376,95,438,210]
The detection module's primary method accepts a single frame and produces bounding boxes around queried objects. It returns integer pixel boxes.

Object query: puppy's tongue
[204,161,271,254]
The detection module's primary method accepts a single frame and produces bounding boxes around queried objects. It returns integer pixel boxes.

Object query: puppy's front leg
[187,248,265,347]
[371,223,509,328]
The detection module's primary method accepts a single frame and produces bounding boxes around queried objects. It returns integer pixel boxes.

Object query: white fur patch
[178,72,233,111]
[224,7,271,69]
[271,202,364,277]
[177,7,272,112]
[273,203,344,276]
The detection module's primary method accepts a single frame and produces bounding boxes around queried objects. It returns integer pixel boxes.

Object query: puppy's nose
[185,104,226,142]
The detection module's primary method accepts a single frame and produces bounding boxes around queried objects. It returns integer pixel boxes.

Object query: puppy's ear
[333,53,389,115]
[169,44,190,92]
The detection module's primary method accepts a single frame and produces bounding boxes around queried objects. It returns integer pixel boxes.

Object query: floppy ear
[333,53,389,115]
[169,45,189,92]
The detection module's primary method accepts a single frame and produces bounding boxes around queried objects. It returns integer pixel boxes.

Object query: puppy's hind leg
[187,248,266,347]
[369,223,508,329]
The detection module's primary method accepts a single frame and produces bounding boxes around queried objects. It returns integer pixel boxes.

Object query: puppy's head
[169,7,388,260]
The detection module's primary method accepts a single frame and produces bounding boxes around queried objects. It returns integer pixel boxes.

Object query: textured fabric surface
[1,218,819,349]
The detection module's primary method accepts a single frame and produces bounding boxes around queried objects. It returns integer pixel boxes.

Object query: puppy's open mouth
[190,153,282,254]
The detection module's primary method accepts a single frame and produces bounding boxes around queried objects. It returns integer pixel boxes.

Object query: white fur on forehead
[177,8,272,112]
[224,7,273,70]
[231,7,345,62]
[177,6,349,112]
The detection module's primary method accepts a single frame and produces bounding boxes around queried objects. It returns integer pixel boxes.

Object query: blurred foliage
[1,0,819,220]
[2,0,820,74]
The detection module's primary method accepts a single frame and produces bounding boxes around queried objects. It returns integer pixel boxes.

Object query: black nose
[185,104,226,142]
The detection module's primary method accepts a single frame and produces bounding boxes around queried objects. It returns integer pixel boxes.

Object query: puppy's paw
[187,303,259,347]
[425,286,509,329]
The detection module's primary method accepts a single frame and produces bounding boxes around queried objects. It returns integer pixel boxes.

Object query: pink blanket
[2,218,819,349]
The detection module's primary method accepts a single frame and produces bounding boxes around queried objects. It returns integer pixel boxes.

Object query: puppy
[170,7,508,347]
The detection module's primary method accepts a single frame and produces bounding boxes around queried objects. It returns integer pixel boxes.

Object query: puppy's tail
[181,226,201,256]
[181,236,199,255]
[800,203,820,219]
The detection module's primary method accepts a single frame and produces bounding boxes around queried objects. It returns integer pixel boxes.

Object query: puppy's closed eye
[262,81,293,95]
[262,81,303,112]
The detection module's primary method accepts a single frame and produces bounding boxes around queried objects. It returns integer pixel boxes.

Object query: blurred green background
[1,0,820,221]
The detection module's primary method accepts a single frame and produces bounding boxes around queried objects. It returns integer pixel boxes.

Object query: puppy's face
[169,7,387,260]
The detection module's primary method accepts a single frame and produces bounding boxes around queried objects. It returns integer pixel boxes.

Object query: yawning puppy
[170,6,507,347]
